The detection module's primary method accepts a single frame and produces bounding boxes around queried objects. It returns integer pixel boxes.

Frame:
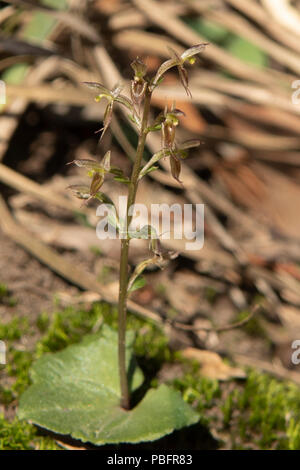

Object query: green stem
[118,238,130,410]
[118,87,152,410]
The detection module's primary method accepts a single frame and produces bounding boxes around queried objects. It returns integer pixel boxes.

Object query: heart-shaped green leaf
[18,326,199,445]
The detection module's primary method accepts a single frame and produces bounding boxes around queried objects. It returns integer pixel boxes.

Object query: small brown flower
[67,151,112,203]
[152,43,208,97]
[130,57,148,110]
[84,82,133,140]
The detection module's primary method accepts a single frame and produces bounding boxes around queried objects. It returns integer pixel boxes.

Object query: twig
[169,304,261,333]
[0,163,76,211]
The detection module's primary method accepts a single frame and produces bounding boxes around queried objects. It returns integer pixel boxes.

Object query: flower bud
[130,57,147,79]
[130,57,148,106]
[90,172,104,196]
[162,120,176,150]
[170,155,182,183]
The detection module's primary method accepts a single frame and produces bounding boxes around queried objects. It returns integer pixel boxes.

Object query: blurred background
[2,0,300,449]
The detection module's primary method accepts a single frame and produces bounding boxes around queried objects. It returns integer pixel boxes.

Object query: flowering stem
[118,87,152,410]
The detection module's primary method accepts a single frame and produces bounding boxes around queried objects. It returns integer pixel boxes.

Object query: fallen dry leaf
[277,305,300,336]
[216,160,300,240]
[182,347,246,381]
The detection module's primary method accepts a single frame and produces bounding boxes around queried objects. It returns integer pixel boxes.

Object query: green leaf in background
[42,0,67,9]
[1,0,68,87]
[184,17,267,68]
[22,0,67,42]
[18,325,199,445]
[2,63,28,85]
[22,12,58,42]
[226,37,267,68]
[185,18,230,44]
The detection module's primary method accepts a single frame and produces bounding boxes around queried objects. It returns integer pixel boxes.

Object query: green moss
[174,371,220,409]
[89,245,103,256]
[204,286,218,305]
[287,418,300,450]
[0,317,28,341]
[0,315,62,450]
[0,284,18,307]
[237,371,300,449]
[97,265,115,284]
[0,415,59,450]
[35,302,169,363]
[36,312,50,333]
[0,388,14,406]
[148,346,300,449]
[221,393,234,428]
[0,284,8,297]
[171,367,300,449]
[234,309,268,341]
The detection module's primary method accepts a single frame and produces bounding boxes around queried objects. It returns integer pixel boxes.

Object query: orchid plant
[19,44,207,446]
